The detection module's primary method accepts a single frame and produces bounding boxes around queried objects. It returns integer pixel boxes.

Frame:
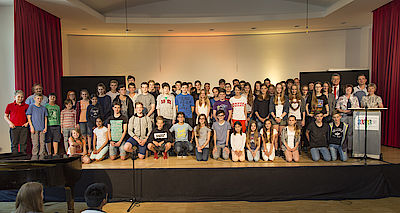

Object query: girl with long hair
[195,89,211,124]
[288,85,306,127]
[194,114,212,161]
[261,119,278,161]
[246,120,261,162]
[269,83,289,154]
[68,128,90,164]
[66,90,77,109]
[254,84,270,130]
[323,81,335,122]
[306,82,329,120]
[231,121,246,162]
[281,115,301,162]
[15,182,44,213]
[243,82,254,122]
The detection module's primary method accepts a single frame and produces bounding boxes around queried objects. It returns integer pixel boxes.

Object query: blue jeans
[329,144,348,161]
[310,147,331,161]
[195,148,209,161]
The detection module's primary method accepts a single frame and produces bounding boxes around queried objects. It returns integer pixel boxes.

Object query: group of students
[4,73,384,163]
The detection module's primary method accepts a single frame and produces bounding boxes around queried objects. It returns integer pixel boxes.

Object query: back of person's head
[84,183,107,209]
[15,182,43,213]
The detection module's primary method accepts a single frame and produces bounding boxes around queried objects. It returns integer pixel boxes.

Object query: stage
[1,146,400,203]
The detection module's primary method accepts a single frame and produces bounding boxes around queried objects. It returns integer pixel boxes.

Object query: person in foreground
[328,111,349,161]
[281,115,300,162]
[306,112,331,161]
[231,121,246,162]
[82,183,108,213]
[15,182,43,213]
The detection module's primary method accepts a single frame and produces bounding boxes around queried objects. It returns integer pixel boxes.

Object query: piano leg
[65,186,74,213]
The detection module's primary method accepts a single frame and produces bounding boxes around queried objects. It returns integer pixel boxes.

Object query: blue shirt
[26,104,48,131]
[25,95,48,106]
[175,93,194,118]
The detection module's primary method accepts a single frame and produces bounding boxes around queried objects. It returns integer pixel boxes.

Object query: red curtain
[14,0,63,106]
[372,0,400,147]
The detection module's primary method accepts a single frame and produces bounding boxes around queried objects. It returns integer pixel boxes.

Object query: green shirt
[46,104,60,126]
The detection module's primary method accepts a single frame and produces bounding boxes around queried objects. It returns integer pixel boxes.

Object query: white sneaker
[182,155,188,159]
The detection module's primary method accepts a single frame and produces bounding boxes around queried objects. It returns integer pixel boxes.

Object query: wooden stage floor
[82,145,400,170]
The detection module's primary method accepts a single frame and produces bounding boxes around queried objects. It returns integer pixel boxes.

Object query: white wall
[65,28,371,87]
[0,6,15,153]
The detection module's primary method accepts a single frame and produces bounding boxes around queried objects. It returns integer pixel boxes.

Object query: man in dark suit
[331,73,344,100]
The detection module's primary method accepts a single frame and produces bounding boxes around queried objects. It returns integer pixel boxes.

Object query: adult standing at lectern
[361,83,384,108]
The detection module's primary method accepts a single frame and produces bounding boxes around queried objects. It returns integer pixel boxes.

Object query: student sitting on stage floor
[26,94,48,160]
[124,102,153,159]
[90,118,109,162]
[107,101,129,160]
[4,90,29,154]
[281,115,300,162]
[246,120,261,162]
[260,119,277,161]
[212,110,231,160]
[194,114,212,161]
[306,112,331,161]
[45,93,62,158]
[68,128,90,164]
[328,111,349,161]
[231,121,246,162]
[147,116,173,159]
[170,112,193,158]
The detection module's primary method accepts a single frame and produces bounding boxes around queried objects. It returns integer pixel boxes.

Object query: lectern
[351,108,387,160]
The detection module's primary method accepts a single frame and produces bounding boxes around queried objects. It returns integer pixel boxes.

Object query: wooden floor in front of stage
[82,145,400,170]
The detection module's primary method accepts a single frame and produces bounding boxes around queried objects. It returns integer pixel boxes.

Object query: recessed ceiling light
[341,22,347,25]
[168,29,174,32]
[81,27,87,31]
[294,25,300,28]
[251,27,257,30]
[209,28,215,31]
[125,29,132,32]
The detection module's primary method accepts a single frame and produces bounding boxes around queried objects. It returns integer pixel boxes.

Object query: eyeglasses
[217,114,224,117]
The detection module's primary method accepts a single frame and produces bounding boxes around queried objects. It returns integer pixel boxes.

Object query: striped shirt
[61,109,77,128]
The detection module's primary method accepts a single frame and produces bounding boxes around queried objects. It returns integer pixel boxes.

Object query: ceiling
[26,0,392,36]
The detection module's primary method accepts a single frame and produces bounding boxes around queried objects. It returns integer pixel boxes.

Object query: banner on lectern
[354,115,380,131]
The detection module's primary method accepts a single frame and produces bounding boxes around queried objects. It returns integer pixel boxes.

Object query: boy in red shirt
[4,90,29,153]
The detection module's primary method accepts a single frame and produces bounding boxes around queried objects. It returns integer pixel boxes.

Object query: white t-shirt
[93,127,108,149]
[230,133,246,151]
[287,127,295,149]
[289,98,302,120]
[230,96,247,120]
[260,128,278,143]
[106,91,119,102]
[275,96,284,118]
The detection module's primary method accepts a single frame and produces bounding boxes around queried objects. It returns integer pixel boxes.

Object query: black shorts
[46,125,62,143]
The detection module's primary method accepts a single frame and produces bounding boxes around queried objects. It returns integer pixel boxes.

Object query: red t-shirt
[5,101,29,126]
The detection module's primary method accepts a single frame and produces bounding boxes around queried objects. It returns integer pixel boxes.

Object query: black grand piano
[0,153,82,213]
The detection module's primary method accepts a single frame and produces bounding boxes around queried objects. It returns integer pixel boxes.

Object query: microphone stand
[127,153,139,212]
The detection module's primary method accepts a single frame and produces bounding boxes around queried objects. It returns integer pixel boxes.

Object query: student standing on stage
[261,120,277,161]
[68,128,90,163]
[157,83,176,129]
[328,111,349,161]
[306,112,331,161]
[353,74,368,104]
[246,120,261,162]
[281,115,300,162]
[172,81,182,96]
[336,85,359,154]
[86,94,104,152]
[230,85,247,132]
[66,90,77,109]
[107,101,129,160]
[127,83,139,108]
[243,82,254,121]
[204,82,212,98]
[90,117,109,162]
[195,89,211,124]
[288,85,305,128]
[323,82,335,121]
[97,83,112,120]
[170,112,193,158]
[25,83,48,106]
[124,102,152,160]
[212,89,232,123]
[4,90,29,154]
[76,89,91,149]
[194,114,212,161]
[61,99,76,157]
[231,121,246,162]
[212,110,231,160]
[175,82,195,127]
[192,80,202,101]
[136,82,156,120]
[306,82,329,121]
[26,94,48,160]
[127,75,137,93]
[225,83,233,100]
[254,81,262,97]
[218,79,226,90]
[106,80,119,102]
[253,84,270,130]
[147,116,173,159]
[269,83,289,153]
[114,85,134,119]
[45,93,61,157]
